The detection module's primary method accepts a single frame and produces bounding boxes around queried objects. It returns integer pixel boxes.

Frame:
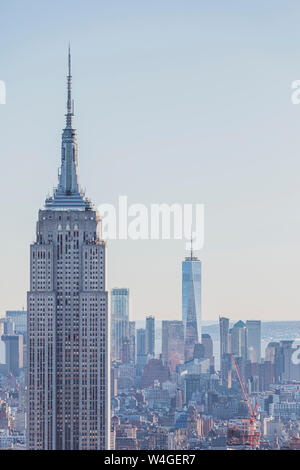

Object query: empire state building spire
[45,46,92,210]
[66,44,74,128]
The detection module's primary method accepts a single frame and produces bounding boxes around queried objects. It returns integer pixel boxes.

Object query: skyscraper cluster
[1,50,299,452]
[220,317,264,390]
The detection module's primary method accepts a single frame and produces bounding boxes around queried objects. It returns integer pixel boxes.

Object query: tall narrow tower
[182,240,202,362]
[27,48,110,450]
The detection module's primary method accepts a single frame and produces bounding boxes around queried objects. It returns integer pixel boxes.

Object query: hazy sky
[0,1,299,322]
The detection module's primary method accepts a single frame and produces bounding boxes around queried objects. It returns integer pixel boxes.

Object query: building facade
[1,334,23,377]
[201,333,214,371]
[219,316,229,358]
[27,48,110,450]
[6,310,27,343]
[129,321,136,363]
[246,320,261,363]
[230,320,247,360]
[145,316,155,356]
[162,320,184,372]
[136,328,146,366]
[111,288,129,362]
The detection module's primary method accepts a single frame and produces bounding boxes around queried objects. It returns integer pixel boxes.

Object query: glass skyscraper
[182,250,202,362]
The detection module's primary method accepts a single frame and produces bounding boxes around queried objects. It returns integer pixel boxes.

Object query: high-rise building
[121,338,131,364]
[1,334,23,376]
[246,320,261,363]
[219,317,231,387]
[6,310,27,343]
[141,358,170,388]
[264,340,300,383]
[129,321,136,363]
[221,353,232,388]
[111,288,129,362]
[182,248,201,362]
[265,342,281,383]
[136,328,147,375]
[136,328,146,365]
[201,334,213,359]
[279,340,296,381]
[2,318,14,335]
[201,333,214,372]
[0,319,15,369]
[219,316,229,358]
[229,320,247,359]
[259,361,275,391]
[27,48,110,450]
[0,319,5,364]
[162,320,184,372]
[145,316,155,356]
[184,375,201,405]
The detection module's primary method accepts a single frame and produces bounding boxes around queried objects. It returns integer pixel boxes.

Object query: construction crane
[229,353,260,449]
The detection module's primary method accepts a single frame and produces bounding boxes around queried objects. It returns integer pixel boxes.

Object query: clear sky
[0,1,299,322]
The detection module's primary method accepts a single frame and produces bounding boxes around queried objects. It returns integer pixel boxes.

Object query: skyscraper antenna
[66,43,73,126]
[190,231,193,259]
[68,42,71,76]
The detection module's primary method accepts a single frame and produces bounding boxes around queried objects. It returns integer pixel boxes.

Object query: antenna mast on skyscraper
[66,42,73,127]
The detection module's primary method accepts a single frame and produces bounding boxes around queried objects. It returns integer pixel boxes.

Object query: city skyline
[0,1,300,323]
[1,1,300,454]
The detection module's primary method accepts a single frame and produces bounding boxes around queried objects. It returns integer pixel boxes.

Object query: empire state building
[27,48,110,450]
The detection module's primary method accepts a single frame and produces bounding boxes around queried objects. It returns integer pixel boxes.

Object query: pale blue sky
[0,1,299,321]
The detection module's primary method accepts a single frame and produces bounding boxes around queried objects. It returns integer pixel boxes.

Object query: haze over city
[0,0,299,322]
